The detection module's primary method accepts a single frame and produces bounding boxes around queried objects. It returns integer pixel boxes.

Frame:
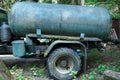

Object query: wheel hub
[55,56,74,74]
[60,60,67,68]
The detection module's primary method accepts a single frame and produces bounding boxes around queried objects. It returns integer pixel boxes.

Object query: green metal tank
[9,2,112,40]
[0,7,7,41]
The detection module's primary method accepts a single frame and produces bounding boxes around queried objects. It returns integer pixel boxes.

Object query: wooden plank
[0,60,15,80]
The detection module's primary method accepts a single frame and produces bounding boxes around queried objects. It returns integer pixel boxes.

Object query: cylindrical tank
[9,2,112,40]
[0,8,8,41]
[1,22,12,43]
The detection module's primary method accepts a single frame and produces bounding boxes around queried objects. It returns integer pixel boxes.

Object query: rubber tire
[47,47,81,80]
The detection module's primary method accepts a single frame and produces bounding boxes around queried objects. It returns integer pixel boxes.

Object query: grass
[88,45,120,67]
[80,44,120,80]
[80,61,120,80]
[30,64,45,78]
[10,64,45,80]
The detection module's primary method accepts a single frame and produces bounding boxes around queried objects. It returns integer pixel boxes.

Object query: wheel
[47,47,81,80]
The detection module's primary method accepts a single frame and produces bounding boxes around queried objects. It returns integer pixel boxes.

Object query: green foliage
[0,0,16,13]
[88,71,97,80]
[16,72,27,80]
[58,0,71,4]
[112,13,120,19]
[10,64,45,80]
[85,0,97,2]
[80,62,120,80]
[80,71,97,80]
[87,48,104,66]
[31,64,45,77]
[116,60,120,66]
[42,0,52,3]
[10,65,27,80]
[85,0,120,19]
[0,77,3,80]
[97,64,109,74]
[69,70,78,79]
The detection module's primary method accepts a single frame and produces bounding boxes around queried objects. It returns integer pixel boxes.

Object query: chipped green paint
[9,2,112,41]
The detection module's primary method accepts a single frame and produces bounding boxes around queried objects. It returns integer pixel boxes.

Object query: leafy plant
[10,65,26,80]
[31,64,45,78]
[88,71,97,80]
[80,75,88,80]
[97,64,109,74]
[16,71,24,80]
[0,0,16,13]
[10,64,45,80]
[69,70,78,79]
[80,71,97,80]
[80,61,120,80]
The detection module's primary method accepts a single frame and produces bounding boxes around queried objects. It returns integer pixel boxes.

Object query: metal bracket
[25,34,33,45]
[36,29,41,37]
[80,33,85,40]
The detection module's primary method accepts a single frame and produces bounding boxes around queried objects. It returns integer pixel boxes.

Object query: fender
[44,40,87,58]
